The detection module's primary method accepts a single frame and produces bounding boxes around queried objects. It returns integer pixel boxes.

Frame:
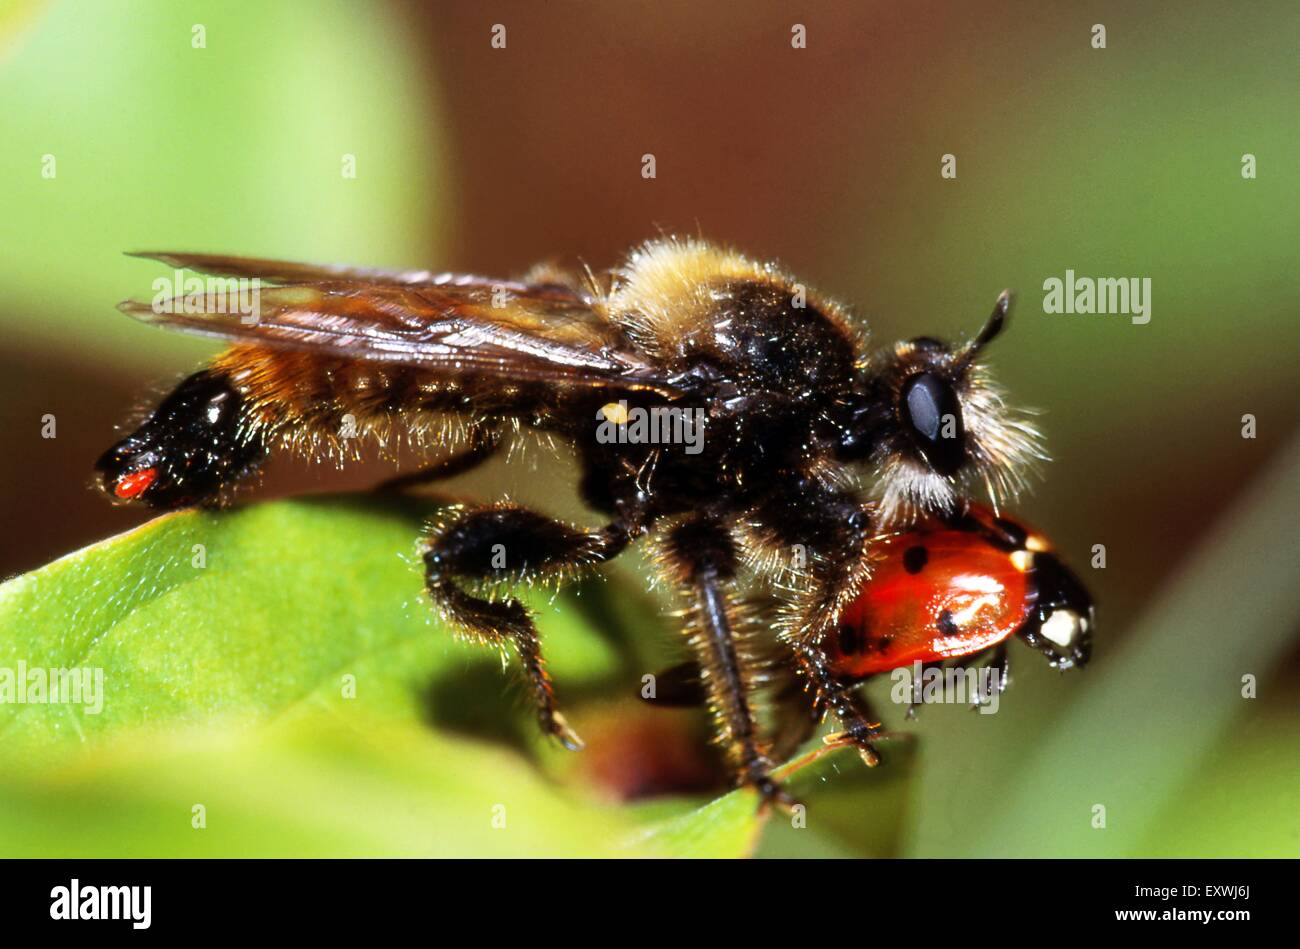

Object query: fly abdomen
[94,367,266,508]
[209,344,547,460]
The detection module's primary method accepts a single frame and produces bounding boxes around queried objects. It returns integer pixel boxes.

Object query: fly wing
[127,250,559,291]
[118,253,675,392]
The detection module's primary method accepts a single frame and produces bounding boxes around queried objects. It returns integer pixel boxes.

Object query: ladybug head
[1018,550,1094,670]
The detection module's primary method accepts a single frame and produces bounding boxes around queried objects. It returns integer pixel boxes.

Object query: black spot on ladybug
[937,609,959,636]
[949,512,1019,551]
[903,545,928,574]
[874,634,894,654]
[837,623,861,655]
[993,517,1029,550]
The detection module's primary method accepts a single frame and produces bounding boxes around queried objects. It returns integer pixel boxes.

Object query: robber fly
[97,237,1061,805]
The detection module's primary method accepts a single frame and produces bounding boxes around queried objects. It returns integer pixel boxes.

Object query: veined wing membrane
[127,250,572,295]
[119,260,675,392]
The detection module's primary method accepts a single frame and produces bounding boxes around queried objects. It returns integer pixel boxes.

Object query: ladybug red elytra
[644,504,1093,772]
[826,504,1093,682]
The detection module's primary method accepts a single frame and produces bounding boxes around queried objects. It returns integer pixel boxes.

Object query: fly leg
[758,483,886,766]
[658,516,794,809]
[423,504,637,750]
[376,426,503,493]
[791,641,885,766]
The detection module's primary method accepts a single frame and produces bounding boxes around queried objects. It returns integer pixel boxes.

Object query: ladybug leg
[990,643,1010,693]
[906,661,945,719]
[974,644,1011,710]
[948,644,1011,711]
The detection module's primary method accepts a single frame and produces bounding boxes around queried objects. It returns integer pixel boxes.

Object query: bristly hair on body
[95,236,1058,806]
[866,314,1048,526]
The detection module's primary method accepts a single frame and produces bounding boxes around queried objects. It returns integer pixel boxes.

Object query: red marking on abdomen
[114,468,157,499]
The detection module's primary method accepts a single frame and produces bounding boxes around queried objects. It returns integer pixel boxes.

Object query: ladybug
[643,504,1093,770]
[826,504,1094,684]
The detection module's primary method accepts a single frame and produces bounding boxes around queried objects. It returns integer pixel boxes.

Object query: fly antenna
[955,289,1012,372]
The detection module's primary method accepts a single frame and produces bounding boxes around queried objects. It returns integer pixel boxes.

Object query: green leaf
[0,497,912,856]
[0,497,618,757]
[0,720,662,858]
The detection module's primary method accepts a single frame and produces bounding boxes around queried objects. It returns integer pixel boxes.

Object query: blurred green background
[0,0,1297,857]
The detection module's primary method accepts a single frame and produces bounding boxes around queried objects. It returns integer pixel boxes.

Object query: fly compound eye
[899,372,965,476]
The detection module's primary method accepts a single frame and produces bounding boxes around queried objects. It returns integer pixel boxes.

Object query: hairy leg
[424,504,636,749]
[658,516,792,806]
[753,480,886,765]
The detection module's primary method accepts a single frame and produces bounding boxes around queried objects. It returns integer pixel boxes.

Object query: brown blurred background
[6,1,1297,611]
[2,0,1298,856]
